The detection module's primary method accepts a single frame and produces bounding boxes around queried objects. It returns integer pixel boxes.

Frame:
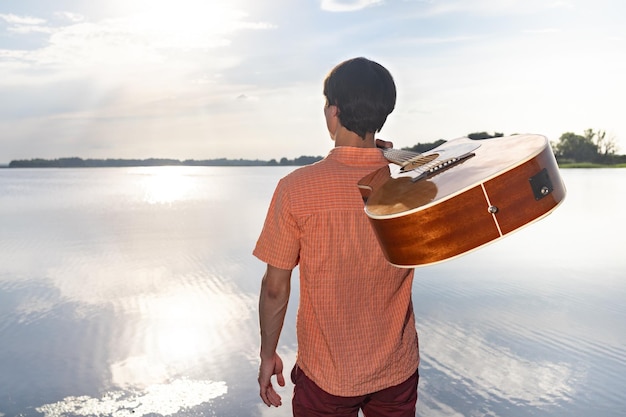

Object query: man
[255,57,419,416]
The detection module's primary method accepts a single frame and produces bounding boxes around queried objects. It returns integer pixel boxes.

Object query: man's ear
[327,104,339,118]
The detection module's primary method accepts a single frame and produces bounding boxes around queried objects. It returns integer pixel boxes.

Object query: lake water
[0,166,624,417]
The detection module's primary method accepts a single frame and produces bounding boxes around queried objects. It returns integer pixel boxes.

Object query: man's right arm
[258,264,292,407]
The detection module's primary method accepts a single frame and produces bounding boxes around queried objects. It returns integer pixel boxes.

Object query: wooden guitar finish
[358,134,566,267]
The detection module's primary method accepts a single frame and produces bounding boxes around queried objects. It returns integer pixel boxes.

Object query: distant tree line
[401,132,506,153]
[8,155,324,168]
[403,130,625,165]
[7,129,625,168]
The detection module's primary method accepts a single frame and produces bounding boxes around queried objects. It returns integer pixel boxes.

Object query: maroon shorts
[291,365,419,417]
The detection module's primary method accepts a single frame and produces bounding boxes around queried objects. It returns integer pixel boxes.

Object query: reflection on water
[37,379,227,417]
[0,166,284,416]
[423,321,576,404]
[0,167,625,416]
[410,168,626,417]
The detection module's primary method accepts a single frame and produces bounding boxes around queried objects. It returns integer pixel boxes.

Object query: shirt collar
[326,146,388,166]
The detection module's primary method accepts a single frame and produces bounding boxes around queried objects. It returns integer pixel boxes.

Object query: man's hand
[258,352,285,407]
[376,138,394,149]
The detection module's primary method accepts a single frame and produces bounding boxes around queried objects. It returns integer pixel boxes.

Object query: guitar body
[358,134,566,267]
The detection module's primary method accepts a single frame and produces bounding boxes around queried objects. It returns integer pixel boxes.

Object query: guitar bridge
[384,141,481,182]
[410,152,476,182]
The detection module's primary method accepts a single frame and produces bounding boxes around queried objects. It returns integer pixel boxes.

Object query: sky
[1,0,625,163]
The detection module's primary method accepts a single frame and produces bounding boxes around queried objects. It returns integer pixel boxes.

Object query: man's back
[254,146,419,396]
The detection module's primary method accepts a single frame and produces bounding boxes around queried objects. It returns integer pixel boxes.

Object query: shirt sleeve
[253,178,301,270]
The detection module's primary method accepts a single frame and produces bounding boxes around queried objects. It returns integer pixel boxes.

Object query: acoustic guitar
[358,134,566,267]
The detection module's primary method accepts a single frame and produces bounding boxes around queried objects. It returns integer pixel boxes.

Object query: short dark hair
[323,57,396,139]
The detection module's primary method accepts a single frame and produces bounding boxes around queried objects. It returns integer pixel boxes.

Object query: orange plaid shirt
[254,146,419,396]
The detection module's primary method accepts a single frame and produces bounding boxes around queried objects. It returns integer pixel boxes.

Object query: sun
[128,0,248,48]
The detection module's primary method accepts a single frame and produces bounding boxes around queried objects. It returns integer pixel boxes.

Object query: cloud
[0,3,277,157]
[0,13,50,34]
[408,0,572,17]
[0,5,274,87]
[320,0,384,12]
[53,11,85,23]
[7,24,52,34]
[405,35,483,45]
[0,13,45,25]
[522,28,561,34]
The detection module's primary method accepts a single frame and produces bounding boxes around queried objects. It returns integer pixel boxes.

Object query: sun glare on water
[140,168,197,204]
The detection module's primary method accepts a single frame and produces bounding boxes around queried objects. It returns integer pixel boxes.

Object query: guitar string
[383,149,437,167]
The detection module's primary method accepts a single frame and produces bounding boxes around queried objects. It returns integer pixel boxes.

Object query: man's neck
[333,126,376,148]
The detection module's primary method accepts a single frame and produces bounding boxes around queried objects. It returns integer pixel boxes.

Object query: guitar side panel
[485,144,566,235]
[370,185,500,267]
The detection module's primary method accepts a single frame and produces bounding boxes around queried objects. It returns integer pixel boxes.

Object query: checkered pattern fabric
[254,146,419,397]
